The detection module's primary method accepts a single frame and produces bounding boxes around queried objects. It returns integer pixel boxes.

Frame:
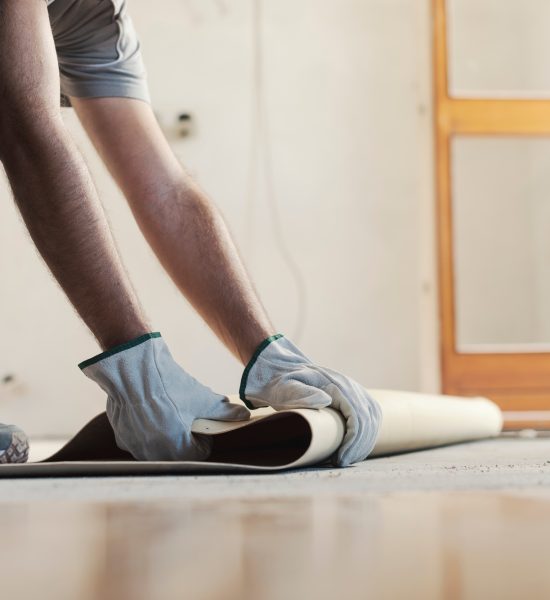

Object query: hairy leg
[71,96,274,364]
[0,1,149,350]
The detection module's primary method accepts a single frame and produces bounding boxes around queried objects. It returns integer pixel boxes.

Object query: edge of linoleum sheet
[0,391,502,476]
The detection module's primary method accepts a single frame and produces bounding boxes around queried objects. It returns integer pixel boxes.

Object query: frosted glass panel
[452,137,550,351]
[447,0,550,97]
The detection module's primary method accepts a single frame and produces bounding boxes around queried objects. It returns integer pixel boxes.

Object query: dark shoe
[0,424,29,464]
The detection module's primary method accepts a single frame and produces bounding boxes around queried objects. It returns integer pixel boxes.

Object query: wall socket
[0,373,27,399]
[154,111,194,139]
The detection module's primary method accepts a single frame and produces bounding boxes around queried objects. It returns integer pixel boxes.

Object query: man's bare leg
[0,1,149,350]
[71,97,275,364]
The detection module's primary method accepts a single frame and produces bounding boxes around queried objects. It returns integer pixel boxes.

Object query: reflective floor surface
[1,490,550,600]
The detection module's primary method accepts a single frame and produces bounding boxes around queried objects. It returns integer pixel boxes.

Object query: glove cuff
[78,332,162,370]
[239,333,284,407]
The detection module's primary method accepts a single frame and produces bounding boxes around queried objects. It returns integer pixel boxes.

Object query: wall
[0,0,438,436]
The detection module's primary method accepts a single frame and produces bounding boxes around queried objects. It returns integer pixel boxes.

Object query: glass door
[434,0,550,427]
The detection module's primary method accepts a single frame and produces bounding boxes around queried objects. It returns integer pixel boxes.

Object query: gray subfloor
[1,435,549,502]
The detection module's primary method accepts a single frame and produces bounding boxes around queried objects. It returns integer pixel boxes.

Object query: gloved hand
[239,334,382,467]
[79,332,250,461]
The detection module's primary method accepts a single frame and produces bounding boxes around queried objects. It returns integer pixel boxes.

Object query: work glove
[239,334,382,467]
[79,332,250,461]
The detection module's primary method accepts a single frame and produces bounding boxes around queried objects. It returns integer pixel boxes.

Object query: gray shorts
[47,0,150,106]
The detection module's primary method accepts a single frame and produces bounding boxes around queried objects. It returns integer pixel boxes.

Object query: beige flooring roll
[0,390,503,476]
[368,390,503,457]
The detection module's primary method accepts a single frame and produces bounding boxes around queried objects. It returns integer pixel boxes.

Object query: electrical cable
[247,0,308,343]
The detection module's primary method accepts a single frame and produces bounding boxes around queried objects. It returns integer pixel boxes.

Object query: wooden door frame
[433,0,550,422]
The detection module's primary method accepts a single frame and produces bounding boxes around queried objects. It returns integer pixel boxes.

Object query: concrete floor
[2,435,550,502]
[1,436,550,599]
